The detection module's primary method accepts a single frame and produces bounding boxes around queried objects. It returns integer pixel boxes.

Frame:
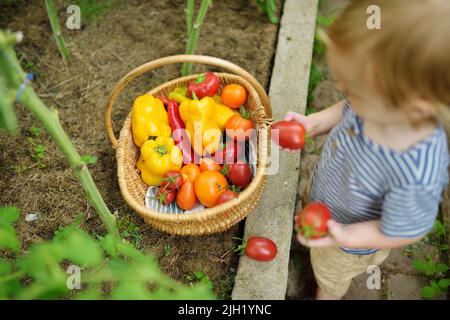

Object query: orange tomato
[225,114,255,141]
[199,158,222,172]
[194,171,228,208]
[180,164,201,182]
[221,84,247,109]
[176,180,197,211]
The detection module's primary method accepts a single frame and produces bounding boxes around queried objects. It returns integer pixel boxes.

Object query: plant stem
[186,0,194,41]
[19,87,119,237]
[181,0,212,76]
[45,0,70,60]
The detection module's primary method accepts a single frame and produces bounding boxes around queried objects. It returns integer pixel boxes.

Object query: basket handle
[105,54,272,148]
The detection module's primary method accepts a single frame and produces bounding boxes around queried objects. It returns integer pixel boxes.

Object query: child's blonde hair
[323,0,450,121]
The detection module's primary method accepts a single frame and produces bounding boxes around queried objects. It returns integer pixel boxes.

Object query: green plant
[182,0,213,76]
[75,0,112,22]
[0,30,215,299]
[256,0,279,24]
[412,219,450,299]
[117,216,143,250]
[307,62,325,109]
[0,207,214,299]
[45,0,70,60]
[0,30,117,236]
[186,271,213,290]
[163,243,171,257]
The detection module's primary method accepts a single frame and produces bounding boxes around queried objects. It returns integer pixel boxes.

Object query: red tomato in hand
[243,237,277,261]
[228,162,253,188]
[295,202,331,239]
[160,170,184,191]
[216,190,238,205]
[271,120,306,150]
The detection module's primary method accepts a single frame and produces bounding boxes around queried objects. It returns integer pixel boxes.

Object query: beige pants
[302,169,390,298]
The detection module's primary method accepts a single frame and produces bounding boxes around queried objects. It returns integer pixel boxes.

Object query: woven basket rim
[116,73,270,225]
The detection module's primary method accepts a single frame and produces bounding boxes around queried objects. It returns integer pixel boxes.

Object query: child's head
[322,0,450,125]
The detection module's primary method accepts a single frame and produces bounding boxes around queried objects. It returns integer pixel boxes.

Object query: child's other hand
[297,220,346,247]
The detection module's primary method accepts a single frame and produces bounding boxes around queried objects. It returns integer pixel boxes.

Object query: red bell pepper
[187,72,219,99]
[167,100,200,164]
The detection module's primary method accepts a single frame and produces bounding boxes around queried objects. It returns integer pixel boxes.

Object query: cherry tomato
[194,171,228,208]
[241,237,278,262]
[199,158,222,172]
[160,170,184,191]
[221,84,247,109]
[155,186,177,206]
[180,164,201,182]
[216,190,238,205]
[176,180,197,211]
[295,202,331,239]
[210,140,245,165]
[225,114,255,141]
[271,120,306,150]
[228,162,253,188]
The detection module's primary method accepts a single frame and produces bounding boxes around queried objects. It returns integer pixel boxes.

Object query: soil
[0,0,280,299]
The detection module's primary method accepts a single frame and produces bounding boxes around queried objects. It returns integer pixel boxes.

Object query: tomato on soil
[235,237,277,262]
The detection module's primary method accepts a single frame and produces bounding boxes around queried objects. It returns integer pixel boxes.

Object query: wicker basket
[105,55,273,236]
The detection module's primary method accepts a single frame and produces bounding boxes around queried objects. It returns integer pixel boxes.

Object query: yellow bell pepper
[179,96,236,155]
[131,94,171,147]
[136,136,183,186]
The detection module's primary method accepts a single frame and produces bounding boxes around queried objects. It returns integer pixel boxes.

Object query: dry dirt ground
[0,0,280,298]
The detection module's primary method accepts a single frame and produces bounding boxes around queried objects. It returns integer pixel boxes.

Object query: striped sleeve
[380,183,444,238]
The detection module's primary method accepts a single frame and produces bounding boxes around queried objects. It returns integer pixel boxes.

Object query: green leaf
[0,257,12,275]
[430,280,440,290]
[111,281,150,300]
[0,206,20,223]
[80,155,98,165]
[413,260,435,276]
[435,263,449,274]
[194,271,205,279]
[102,234,118,257]
[438,278,450,289]
[163,243,171,257]
[421,286,436,299]
[63,230,104,267]
[0,207,20,252]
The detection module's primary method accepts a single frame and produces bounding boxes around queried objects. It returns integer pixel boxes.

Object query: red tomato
[216,191,238,205]
[244,237,277,261]
[271,120,306,150]
[295,202,331,239]
[228,162,253,188]
[194,171,228,208]
[221,84,247,109]
[160,170,184,191]
[225,114,255,141]
[155,186,177,206]
[199,158,222,172]
[210,141,245,165]
[176,180,197,211]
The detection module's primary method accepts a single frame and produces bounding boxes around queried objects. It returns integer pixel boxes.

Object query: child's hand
[284,111,316,136]
[297,220,347,247]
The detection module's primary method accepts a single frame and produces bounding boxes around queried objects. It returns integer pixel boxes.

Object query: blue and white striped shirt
[310,102,449,255]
